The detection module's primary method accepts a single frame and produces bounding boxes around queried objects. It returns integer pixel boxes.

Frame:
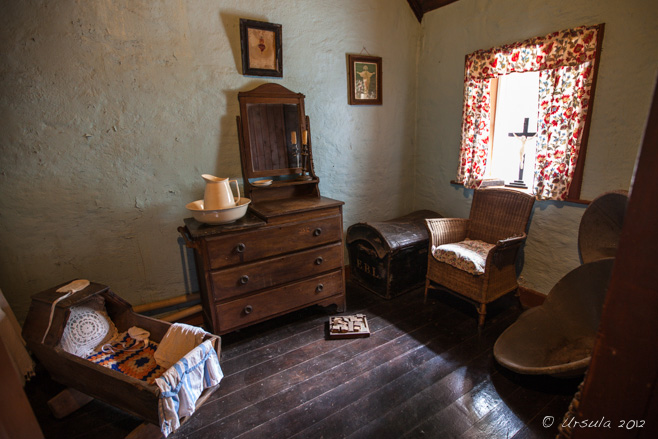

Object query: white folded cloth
[154,323,207,369]
[155,339,223,436]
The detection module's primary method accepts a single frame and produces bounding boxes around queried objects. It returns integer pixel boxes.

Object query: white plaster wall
[415,0,658,293]
[0,0,420,320]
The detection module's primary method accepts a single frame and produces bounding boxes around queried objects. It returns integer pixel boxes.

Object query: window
[488,71,539,188]
[455,24,604,201]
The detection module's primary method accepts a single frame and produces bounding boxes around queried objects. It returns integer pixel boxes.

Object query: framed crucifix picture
[240,19,283,77]
[348,54,382,105]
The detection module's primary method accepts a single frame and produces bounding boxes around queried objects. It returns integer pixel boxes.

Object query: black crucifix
[505,117,536,189]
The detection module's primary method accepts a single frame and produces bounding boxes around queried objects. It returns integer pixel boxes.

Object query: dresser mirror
[237,83,319,201]
[245,103,300,172]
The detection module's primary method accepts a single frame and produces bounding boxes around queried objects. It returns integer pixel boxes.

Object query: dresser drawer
[206,215,342,270]
[214,270,343,333]
[210,242,343,301]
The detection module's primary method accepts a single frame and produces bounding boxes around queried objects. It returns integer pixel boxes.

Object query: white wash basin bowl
[186,198,251,225]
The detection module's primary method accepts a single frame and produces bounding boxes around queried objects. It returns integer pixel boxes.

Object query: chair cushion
[432,239,495,275]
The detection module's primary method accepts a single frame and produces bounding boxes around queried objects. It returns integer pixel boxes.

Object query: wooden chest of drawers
[180,197,346,334]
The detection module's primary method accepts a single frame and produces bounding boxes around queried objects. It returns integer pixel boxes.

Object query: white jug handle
[230,179,240,204]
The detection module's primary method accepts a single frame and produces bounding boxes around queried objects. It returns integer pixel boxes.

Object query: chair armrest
[489,234,528,268]
[495,233,527,249]
[425,218,469,247]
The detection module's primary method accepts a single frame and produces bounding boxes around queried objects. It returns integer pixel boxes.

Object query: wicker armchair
[424,188,535,327]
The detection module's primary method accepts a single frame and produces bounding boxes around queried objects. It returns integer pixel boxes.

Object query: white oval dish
[186,198,251,225]
[252,179,273,186]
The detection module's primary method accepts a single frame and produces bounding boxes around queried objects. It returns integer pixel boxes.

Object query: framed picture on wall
[348,54,382,105]
[239,19,283,77]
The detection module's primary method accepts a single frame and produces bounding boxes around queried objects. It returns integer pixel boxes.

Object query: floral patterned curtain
[456,25,601,199]
[457,77,491,186]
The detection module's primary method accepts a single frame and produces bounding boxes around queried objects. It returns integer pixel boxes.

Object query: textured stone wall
[0,0,420,320]
[415,0,658,293]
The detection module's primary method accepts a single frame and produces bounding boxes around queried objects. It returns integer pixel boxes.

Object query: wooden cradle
[22,281,221,431]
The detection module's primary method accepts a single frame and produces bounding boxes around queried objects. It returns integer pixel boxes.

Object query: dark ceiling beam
[407,0,461,22]
[406,0,424,22]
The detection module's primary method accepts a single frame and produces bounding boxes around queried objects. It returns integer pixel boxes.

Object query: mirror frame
[237,83,307,179]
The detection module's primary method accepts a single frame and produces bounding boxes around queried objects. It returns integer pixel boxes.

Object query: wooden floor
[26,281,581,439]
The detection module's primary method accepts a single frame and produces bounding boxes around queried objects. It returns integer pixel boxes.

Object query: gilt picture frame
[240,19,283,77]
[348,54,382,105]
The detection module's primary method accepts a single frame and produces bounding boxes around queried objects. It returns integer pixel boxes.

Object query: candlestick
[291,131,297,145]
[296,145,311,180]
[302,130,308,145]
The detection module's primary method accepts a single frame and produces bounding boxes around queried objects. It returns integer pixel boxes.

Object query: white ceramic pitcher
[202,174,240,210]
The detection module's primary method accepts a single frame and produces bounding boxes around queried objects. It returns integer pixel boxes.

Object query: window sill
[449,180,590,205]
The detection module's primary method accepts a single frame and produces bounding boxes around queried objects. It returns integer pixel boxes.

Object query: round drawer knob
[236,243,246,253]
[239,275,250,285]
[315,257,324,265]
[244,305,253,314]
[313,228,322,237]
[316,283,324,293]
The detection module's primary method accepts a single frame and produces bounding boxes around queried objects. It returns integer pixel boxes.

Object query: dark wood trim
[567,23,605,201]
[406,0,423,21]
[406,0,461,22]
[421,0,461,12]
[571,74,658,439]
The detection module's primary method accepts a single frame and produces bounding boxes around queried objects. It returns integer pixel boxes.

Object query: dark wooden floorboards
[26,282,580,438]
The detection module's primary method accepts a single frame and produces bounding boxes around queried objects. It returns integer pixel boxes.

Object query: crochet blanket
[86,332,165,384]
